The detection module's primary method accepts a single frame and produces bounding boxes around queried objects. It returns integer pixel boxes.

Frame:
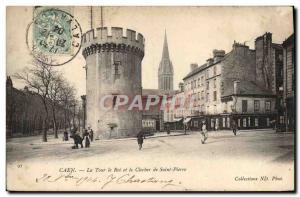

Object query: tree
[14,57,57,142]
[59,82,76,132]
[48,73,64,138]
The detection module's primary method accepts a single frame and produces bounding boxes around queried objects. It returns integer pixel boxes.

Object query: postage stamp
[6,6,295,192]
[26,8,82,66]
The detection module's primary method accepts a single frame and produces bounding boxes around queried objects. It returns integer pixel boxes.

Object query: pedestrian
[200,121,208,144]
[63,131,69,141]
[83,129,90,148]
[89,128,94,142]
[232,119,237,136]
[137,131,144,150]
[271,119,276,130]
[72,131,83,149]
[167,126,171,135]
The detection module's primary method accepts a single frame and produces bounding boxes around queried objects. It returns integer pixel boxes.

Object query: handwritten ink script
[35,167,187,190]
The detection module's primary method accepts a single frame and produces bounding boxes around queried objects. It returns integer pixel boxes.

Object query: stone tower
[158,31,174,91]
[82,27,145,139]
[255,32,273,91]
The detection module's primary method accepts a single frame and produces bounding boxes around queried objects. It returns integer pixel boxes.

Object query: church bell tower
[158,30,174,91]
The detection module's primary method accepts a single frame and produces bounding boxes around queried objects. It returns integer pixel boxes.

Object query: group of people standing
[64,126,94,149]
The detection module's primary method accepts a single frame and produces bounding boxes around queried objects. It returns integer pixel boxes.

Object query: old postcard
[6,6,295,191]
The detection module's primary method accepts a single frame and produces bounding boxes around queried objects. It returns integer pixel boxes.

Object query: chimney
[178,82,184,92]
[24,86,29,92]
[233,80,240,95]
[190,63,198,71]
[213,49,225,63]
[206,58,213,66]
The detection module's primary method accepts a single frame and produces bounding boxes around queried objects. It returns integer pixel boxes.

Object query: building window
[280,98,284,107]
[206,81,209,90]
[198,78,200,88]
[201,76,204,86]
[267,118,270,127]
[113,61,121,79]
[255,118,258,127]
[194,120,198,127]
[242,100,248,113]
[223,118,226,128]
[201,91,204,100]
[214,78,216,88]
[213,66,217,76]
[280,116,285,124]
[254,100,260,112]
[206,93,210,102]
[227,117,230,128]
[221,81,224,95]
[265,101,271,112]
[243,118,247,127]
[213,91,217,101]
[224,102,228,113]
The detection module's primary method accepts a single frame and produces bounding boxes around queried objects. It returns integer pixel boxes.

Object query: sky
[6,6,294,97]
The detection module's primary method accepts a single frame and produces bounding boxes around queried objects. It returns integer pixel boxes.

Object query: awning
[183,118,192,123]
[173,118,183,122]
[165,118,183,123]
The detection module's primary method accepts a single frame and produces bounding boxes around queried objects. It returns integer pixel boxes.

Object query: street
[7,129,294,164]
[6,129,295,191]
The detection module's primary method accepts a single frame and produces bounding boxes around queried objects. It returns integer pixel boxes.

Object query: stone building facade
[163,87,185,130]
[255,32,285,130]
[283,33,295,132]
[180,41,276,131]
[141,89,170,132]
[82,27,145,139]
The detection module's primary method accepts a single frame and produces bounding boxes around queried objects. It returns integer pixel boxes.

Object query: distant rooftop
[222,79,274,98]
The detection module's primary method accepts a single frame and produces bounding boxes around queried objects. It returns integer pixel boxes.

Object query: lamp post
[81,95,86,130]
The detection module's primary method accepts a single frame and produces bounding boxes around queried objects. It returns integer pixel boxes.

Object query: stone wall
[82,27,145,139]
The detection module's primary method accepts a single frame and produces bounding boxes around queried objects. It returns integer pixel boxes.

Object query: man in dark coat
[70,127,83,149]
[137,131,144,150]
[63,131,69,141]
[83,129,90,148]
[89,129,94,141]
[232,120,237,136]
[72,133,83,149]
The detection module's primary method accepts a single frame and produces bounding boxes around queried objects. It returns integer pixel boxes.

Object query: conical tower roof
[162,30,170,60]
[158,30,173,74]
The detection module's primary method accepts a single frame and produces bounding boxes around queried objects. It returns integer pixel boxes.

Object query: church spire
[162,29,170,60]
[158,29,174,91]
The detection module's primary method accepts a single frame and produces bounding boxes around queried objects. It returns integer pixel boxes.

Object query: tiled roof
[182,52,230,80]
[222,79,273,97]
[182,63,208,80]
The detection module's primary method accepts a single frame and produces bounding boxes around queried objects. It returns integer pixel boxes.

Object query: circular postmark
[26,8,82,66]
